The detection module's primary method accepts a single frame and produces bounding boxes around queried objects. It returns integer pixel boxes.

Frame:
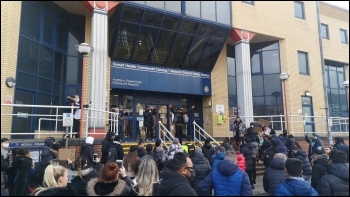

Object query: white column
[235,41,254,125]
[90,8,108,128]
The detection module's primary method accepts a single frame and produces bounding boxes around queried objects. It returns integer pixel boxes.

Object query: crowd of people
[1,118,349,196]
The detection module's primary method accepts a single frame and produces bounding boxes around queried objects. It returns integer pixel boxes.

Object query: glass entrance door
[148,104,169,140]
[302,96,315,134]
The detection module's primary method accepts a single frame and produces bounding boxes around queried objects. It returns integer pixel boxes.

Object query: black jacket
[80,143,94,168]
[241,143,254,171]
[201,143,215,161]
[311,154,328,190]
[263,158,288,196]
[101,131,115,165]
[68,169,99,196]
[114,141,125,160]
[295,150,312,176]
[157,169,197,196]
[87,178,131,196]
[33,186,78,196]
[192,153,211,196]
[318,163,349,196]
[334,143,349,163]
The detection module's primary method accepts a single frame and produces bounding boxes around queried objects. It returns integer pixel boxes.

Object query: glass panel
[35,93,52,129]
[129,1,145,5]
[43,15,54,44]
[242,1,254,5]
[123,95,134,139]
[261,42,279,51]
[122,6,144,24]
[154,30,176,65]
[262,50,280,74]
[20,2,41,41]
[179,19,197,34]
[265,106,277,115]
[252,75,264,96]
[161,15,180,31]
[66,56,80,84]
[227,57,236,76]
[114,22,139,61]
[321,24,329,39]
[304,125,313,133]
[53,82,64,96]
[38,78,52,93]
[133,26,159,64]
[211,26,229,42]
[253,97,264,106]
[146,1,165,10]
[198,41,223,71]
[56,21,68,50]
[253,106,265,116]
[301,96,311,105]
[329,69,338,88]
[142,11,163,28]
[228,76,236,96]
[201,1,216,22]
[340,29,348,44]
[54,52,66,83]
[338,72,344,88]
[263,74,281,95]
[17,37,39,75]
[167,34,192,67]
[251,53,261,73]
[184,37,208,69]
[294,1,304,19]
[216,1,231,25]
[185,1,200,18]
[165,1,181,13]
[330,89,340,104]
[298,51,308,74]
[136,103,146,139]
[339,89,346,103]
[16,72,37,90]
[196,23,215,37]
[39,46,54,78]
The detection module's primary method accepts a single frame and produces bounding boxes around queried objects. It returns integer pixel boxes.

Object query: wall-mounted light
[75,43,94,56]
[305,90,311,96]
[5,77,16,88]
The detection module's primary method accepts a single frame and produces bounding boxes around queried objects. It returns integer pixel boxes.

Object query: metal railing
[193,120,220,146]
[158,121,173,149]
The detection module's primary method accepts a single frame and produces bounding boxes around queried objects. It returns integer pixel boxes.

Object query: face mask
[250,125,254,128]
[185,169,195,183]
[2,142,9,148]
[313,137,317,140]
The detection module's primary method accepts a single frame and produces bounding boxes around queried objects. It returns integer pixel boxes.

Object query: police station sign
[111,62,211,96]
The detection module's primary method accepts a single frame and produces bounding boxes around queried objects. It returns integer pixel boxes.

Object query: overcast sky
[324,1,349,10]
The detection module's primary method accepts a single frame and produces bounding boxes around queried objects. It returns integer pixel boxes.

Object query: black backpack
[107,146,118,163]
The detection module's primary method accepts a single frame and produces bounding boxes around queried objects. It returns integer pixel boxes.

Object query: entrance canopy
[109,2,231,73]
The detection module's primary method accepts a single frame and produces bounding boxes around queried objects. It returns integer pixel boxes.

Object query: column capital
[229,28,256,43]
[81,1,121,13]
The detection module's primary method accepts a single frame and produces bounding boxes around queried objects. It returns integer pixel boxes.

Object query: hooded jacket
[202,143,215,161]
[236,153,246,171]
[201,160,252,196]
[241,143,254,171]
[305,134,324,155]
[80,138,95,168]
[193,152,211,196]
[211,152,225,171]
[68,168,99,196]
[34,186,78,196]
[275,178,318,196]
[318,163,349,196]
[157,169,197,196]
[101,131,115,165]
[311,154,328,190]
[295,150,312,176]
[154,147,166,162]
[87,178,131,196]
[263,158,288,195]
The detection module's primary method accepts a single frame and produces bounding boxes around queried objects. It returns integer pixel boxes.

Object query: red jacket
[237,153,246,171]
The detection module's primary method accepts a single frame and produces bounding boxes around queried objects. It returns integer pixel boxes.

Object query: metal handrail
[193,121,220,146]
[158,121,173,149]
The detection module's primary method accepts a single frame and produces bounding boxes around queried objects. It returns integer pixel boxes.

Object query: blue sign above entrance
[111,62,211,96]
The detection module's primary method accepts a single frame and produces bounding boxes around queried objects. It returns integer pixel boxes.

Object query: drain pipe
[316,1,332,146]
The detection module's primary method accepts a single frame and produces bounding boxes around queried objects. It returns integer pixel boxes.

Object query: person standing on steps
[143,106,156,142]
[169,104,195,145]
[66,95,90,138]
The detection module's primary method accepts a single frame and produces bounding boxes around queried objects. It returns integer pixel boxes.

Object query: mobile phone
[93,153,98,160]
[116,160,123,167]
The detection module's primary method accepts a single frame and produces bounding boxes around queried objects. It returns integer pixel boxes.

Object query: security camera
[75,43,93,55]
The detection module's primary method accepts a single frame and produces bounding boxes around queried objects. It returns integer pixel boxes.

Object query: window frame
[241,1,254,5]
[340,29,348,44]
[297,51,309,75]
[294,1,305,20]
[321,23,329,39]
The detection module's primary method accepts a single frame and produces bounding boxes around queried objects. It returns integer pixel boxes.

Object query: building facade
[1,1,348,141]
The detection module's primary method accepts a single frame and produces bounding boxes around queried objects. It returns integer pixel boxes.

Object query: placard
[58,148,75,161]
[63,113,73,127]
[216,104,224,113]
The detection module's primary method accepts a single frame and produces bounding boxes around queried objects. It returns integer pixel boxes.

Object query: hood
[215,152,225,160]
[158,170,190,195]
[105,131,114,140]
[203,143,213,149]
[269,158,286,170]
[81,143,92,149]
[327,163,349,181]
[85,137,94,145]
[284,179,318,196]
[69,167,93,178]
[296,150,308,157]
[217,160,239,176]
[193,152,206,163]
[237,153,244,162]
[313,154,329,166]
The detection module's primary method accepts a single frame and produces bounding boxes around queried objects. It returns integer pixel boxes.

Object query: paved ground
[253,175,268,196]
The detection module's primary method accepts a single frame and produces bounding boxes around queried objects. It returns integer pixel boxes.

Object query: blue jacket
[201,160,253,196]
[275,178,318,196]
[211,152,225,171]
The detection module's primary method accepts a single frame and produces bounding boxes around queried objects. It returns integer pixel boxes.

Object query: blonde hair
[273,153,287,161]
[32,165,67,196]
[133,158,159,196]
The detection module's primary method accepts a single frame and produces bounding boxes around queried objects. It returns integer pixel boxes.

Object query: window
[340,29,348,44]
[298,51,309,75]
[294,1,305,19]
[321,24,329,39]
[242,1,254,5]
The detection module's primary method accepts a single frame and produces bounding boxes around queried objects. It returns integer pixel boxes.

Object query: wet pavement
[253,175,268,196]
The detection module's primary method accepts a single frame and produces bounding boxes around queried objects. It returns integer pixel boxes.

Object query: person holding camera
[169,104,195,145]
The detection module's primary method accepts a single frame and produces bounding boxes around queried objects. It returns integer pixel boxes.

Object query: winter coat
[154,147,166,162]
[305,135,324,155]
[222,142,232,151]
[86,178,131,196]
[192,152,211,196]
[295,150,312,176]
[334,143,349,163]
[237,153,246,171]
[318,163,349,196]
[114,141,125,160]
[251,142,259,158]
[275,178,318,196]
[101,131,115,165]
[80,143,95,168]
[263,158,288,196]
[279,134,288,145]
[166,144,183,160]
[202,143,215,161]
[40,146,56,163]
[157,169,197,196]
[233,120,246,137]
[33,186,78,196]
[200,160,253,196]
[211,152,225,171]
[241,144,254,171]
[311,154,328,190]
[68,168,99,196]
